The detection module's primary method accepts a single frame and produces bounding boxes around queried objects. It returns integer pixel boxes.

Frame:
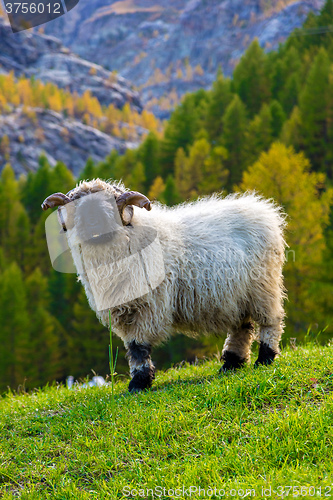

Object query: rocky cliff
[0,107,139,177]
[0,17,142,110]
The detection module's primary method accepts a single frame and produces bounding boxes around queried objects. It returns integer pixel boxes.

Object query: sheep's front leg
[126,340,155,392]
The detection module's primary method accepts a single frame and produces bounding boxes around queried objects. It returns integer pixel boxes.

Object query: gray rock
[40,0,325,109]
[0,17,142,110]
[0,107,139,177]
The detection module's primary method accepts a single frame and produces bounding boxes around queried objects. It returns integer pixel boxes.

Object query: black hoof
[220,350,245,373]
[254,342,277,367]
[128,365,155,393]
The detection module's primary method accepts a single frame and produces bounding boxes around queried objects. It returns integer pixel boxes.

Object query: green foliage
[25,268,63,387]
[78,157,97,182]
[0,262,30,390]
[299,48,331,173]
[222,94,247,188]
[160,90,208,176]
[240,143,333,334]
[232,39,271,118]
[204,71,233,141]
[243,103,273,170]
[137,132,160,189]
[21,155,53,224]
[163,175,181,206]
[175,138,228,199]
[270,100,286,138]
[94,150,119,180]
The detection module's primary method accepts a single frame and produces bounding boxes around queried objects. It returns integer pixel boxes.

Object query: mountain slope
[0,17,142,110]
[0,108,139,176]
[41,0,325,111]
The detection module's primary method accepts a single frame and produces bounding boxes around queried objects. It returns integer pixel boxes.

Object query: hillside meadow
[0,341,332,499]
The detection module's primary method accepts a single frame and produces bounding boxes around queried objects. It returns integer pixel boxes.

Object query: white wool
[64,180,287,353]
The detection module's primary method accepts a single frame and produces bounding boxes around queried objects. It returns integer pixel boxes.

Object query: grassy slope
[0,343,333,499]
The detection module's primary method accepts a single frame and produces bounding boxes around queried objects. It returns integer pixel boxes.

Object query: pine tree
[270,100,286,138]
[160,91,208,177]
[163,175,181,206]
[271,59,285,101]
[222,95,248,188]
[0,164,18,246]
[204,70,233,141]
[0,247,6,274]
[324,65,333,179]
[280,106,302,149]
[21,155,53,224]
[113,149,137,182]
[95,150,119,180]
[198,145,229,195]
[127,161,146,192]
[174,138,228,199]
[299,47,331,172]
[137,132,160,190]
[281,73,300,115]
[28,213,53,275]
[51,161,75,194]
[7,202,30,269]
[232,39,271,118]
[302,0,333,53]
[78,158,97,182]
[25,268,63,387]
[243,104,273,169]
[0,164,30,267]
[48,269,71,328]
[0,263,30,391]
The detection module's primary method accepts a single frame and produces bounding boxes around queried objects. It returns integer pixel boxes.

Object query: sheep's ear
[116,191,151,225]
[122,206,134,225]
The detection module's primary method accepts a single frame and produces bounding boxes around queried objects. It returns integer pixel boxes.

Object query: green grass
[1,343,333,499]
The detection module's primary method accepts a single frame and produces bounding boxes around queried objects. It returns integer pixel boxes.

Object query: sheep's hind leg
[220,321,255,372]
[126,340,155,392]
[254,323,282,367]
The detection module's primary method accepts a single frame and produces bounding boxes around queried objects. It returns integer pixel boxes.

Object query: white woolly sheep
[42,179,287,392]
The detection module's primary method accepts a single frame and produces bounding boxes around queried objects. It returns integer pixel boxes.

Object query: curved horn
[41,193,71,211]
[116,191,152,215]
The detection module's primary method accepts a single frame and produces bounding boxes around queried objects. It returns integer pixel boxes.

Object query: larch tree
[221,94,248,189]
[25,268,63,387]
[232,39,271,118]
[137,132,160,190]
[148,176,166,201]
[204,70,233,141]
[299,47,331,172]
[243,103,273,170]
[0,262,30,391]
[240,142,333,334]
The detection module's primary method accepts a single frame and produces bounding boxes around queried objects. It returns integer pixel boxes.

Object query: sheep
[42,178,287,392]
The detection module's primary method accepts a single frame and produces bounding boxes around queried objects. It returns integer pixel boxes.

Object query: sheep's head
[42,179,165,309]
[41,179,152,240]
